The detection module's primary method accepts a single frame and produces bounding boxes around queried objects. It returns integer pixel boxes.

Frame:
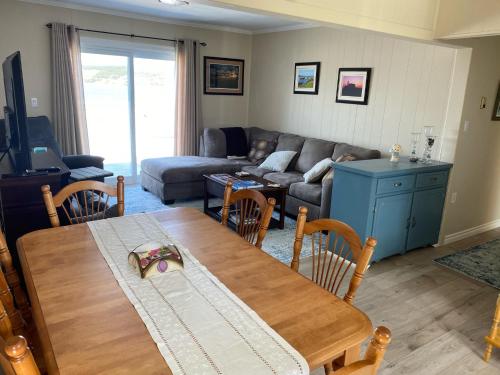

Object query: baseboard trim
[443,219,500,245]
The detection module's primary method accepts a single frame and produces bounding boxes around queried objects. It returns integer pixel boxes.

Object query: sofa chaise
[140,127,380,219]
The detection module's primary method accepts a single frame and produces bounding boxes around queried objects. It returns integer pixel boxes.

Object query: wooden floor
[302,228,500,375]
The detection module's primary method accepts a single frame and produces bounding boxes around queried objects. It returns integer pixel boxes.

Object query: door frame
[81,37,175,185]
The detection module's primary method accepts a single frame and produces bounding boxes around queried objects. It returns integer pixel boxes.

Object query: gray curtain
[175,39,202,156]
[50,23,89,155]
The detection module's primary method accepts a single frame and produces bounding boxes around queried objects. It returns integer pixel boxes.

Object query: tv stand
[0,149,69,269]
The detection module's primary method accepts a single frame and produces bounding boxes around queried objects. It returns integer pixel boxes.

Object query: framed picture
[294,62,320,94]
[204,56,244,95]
[336,68,372,105]
[492,82,500,121]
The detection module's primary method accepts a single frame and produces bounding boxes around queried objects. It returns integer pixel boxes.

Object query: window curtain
[175,39,202,156]
[50,23,89,155]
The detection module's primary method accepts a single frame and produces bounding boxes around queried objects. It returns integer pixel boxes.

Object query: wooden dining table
[17,208,372,374]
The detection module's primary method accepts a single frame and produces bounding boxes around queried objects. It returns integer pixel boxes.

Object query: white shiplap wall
[248,27,460,160]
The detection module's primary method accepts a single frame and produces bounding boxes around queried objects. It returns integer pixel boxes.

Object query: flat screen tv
[2,51,32,174]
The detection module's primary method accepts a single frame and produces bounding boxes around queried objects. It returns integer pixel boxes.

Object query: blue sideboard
[330,158,452,262]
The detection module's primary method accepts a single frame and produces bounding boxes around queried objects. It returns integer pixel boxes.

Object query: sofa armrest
[320,169,334,218]
[62,155,104,170]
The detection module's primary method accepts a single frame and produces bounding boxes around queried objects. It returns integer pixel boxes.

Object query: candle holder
[409,132,421,162]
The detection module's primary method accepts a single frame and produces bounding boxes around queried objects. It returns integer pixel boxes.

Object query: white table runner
[88,214,309,375]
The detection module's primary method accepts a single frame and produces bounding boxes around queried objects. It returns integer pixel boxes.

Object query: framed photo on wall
[493,82,500,121]
[293,62,321,95]
[336,68,372,105]
[204,56,244,95]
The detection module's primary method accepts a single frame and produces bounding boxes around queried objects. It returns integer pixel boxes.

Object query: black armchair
[26,116,104,170]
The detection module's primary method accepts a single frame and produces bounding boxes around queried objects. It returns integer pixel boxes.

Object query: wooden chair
[221,180,276,249]
[484,294,500,362]
[0,231,30,325]
[330,326,391,375]
[0,300,40,375]
[42,176,125,227]
[291,206,376,305]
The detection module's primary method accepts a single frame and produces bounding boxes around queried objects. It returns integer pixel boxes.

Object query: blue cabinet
[330,158,452,262]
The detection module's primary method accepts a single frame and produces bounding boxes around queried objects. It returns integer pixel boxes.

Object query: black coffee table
[203,174,288,229]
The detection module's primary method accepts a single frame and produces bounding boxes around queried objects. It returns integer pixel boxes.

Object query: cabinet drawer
[416,171,447,188]
[376,175,415,195]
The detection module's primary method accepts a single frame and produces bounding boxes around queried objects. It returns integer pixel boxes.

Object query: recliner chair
[26,115,104,171]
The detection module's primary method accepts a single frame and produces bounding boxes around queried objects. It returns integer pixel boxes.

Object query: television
[2,51,32,174]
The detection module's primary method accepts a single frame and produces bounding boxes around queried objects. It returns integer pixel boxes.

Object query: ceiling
[34,0,314,33]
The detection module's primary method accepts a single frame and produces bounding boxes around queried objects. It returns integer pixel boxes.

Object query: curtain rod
[45,23,207,46]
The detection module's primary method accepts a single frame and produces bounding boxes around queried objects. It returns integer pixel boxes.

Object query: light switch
[31,97,38,107]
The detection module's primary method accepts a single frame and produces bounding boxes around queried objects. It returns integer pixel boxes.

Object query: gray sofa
[140,127,380,219]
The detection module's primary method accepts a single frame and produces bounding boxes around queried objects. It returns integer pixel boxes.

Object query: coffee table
[203,174,288,229]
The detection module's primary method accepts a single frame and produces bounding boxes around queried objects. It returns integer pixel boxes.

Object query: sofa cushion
[247,139,276,163]
[202,128,226,158]
[332,143,381,160]
[259,151,297,172]
[241,165,272,177]
[276,133,305,170]
[295,138,336,173]
[262,171,304,188]
[141,156,252,184]
[289,182,322,206]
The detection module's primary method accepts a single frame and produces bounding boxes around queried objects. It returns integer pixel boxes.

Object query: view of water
[82,54,175,180]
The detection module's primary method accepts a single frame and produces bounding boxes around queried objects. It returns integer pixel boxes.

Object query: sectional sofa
[140,127,381,219]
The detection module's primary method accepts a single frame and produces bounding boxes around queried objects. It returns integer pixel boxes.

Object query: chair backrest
[291,207,376,304]
[42,176,125,227]
[221,180,276,249]
[0,298,40,375]
[333,327,391,375]
[0,266,24,337]
[0,231,29,327]
[484,294,500,362]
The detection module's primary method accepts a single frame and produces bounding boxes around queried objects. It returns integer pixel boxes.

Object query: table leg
[279,192,286,229]
[336,345,361,367]
[203,179,209,214]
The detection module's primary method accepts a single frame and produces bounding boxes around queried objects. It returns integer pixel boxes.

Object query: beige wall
[441,36,500,239]
[209,0,440,40]
[248,27,462,163]
[435,0,500,39]
[0,0,252,127]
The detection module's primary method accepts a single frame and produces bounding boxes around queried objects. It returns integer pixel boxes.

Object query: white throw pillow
[303,158,334,183]
[258,151,297,172]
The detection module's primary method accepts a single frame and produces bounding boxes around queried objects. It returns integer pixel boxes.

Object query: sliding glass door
[81,38,175,183]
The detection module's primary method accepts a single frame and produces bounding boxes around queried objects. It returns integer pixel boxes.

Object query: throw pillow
[258,151,297,172]
[247,139,276,163]
[303,158,334,183]
[335,153,357,162]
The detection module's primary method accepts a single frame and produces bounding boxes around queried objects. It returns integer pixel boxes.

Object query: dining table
[17,207,372,374]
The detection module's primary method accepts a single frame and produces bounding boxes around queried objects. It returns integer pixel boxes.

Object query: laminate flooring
[304,228,500,375]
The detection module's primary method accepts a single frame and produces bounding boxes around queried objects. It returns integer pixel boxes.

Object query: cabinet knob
[411,217,417,228]
[393,182,403,187]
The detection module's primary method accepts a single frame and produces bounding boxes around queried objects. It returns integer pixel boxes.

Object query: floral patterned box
[128,241,184,278]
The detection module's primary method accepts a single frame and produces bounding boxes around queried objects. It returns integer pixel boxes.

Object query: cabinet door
[372,193,413,261]
[407,188,446,250]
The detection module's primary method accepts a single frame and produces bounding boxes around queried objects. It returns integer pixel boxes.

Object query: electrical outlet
[31,97,38,107]
[451,192,457,204]
[464,120,470,132]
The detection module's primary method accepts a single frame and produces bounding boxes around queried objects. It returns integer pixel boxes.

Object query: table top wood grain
[17,208,372,374]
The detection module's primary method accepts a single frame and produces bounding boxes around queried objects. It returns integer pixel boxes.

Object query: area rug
[434,238,500,289]
[124,185,311,265]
